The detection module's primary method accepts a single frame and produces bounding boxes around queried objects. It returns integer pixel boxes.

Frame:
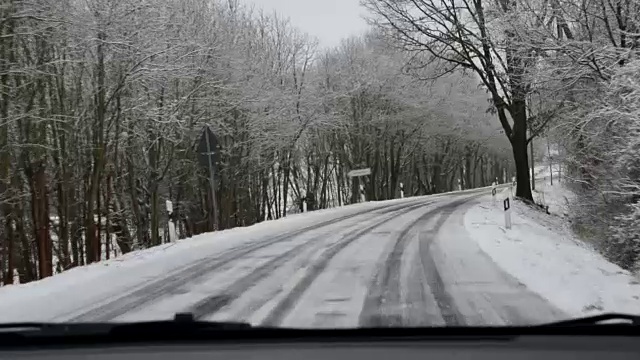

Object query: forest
[1,0,639,284]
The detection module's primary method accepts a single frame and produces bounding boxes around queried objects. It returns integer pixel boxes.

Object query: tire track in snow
[358,196,478,327]
[258,201,431,327]
[417,199,473,326]
[66,200,424,322]
[185,201,435,319]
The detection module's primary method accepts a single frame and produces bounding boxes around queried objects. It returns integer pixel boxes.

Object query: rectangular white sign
[348,168,371,177]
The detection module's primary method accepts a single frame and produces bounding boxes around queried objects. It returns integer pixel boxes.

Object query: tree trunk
[33,162,52,279]
[85,28,107,263]
[510,107,533,200]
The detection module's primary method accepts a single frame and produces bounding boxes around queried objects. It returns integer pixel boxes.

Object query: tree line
[365,0,640,270]
[0,0,512,284]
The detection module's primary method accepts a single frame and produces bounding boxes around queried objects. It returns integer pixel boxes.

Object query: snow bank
[465,188,640,317]
[531,163,562,180]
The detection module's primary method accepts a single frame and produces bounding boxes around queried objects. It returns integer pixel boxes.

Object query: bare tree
[362,0,547,200]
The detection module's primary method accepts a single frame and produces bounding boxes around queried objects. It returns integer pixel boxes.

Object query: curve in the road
[185,201,434,319]
[358,196,477,327]
[259,201,432,327]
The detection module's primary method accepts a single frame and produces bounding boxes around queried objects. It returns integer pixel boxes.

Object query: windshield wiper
[0,312,252,339]
[538,313,640,327]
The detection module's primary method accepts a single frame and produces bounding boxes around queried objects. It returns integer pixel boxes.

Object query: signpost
[347,168,371,177]
[348,168,371,203]
[197,126,220,231]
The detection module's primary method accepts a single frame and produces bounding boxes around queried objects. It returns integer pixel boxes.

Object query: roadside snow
[465,186,640,317]
[532,171,574,217]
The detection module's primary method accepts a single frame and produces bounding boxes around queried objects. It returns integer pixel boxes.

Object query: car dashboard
[2,334,640,360]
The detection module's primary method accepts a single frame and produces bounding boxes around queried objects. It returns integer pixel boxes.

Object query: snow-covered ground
[531,164,573,215]
[2,191,499,324]
[2,178,636,328]
[0,197,426,323]
[465,183,640,317]
[0,185,556,327]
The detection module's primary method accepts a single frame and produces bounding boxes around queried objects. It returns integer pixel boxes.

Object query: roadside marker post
[504,197,512,229]
[360,184,366,203]
[491,182,497,204]
[510,176,516,198]
[303,199,307,213]
[400,182,404,199]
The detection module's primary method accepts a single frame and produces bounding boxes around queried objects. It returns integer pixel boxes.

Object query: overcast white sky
[240,0,370,49]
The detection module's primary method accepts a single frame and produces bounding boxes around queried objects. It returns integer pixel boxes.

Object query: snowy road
[0,188,567,327]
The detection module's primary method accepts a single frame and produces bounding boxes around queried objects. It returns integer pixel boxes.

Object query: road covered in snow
[3,184,634,328]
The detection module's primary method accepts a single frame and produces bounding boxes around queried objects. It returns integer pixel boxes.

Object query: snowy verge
[464,189,640,317]
[532,175,574,217]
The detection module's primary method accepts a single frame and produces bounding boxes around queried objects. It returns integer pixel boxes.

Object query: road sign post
[348,168,371,203]
[347,168,372,177]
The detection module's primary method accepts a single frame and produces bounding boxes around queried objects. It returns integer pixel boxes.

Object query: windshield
[0,0,639,329]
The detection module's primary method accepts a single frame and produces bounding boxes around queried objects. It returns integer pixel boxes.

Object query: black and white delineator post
[400,182,404,198]
[12,269,19,285]
[359,184,366,203]
[504,197,512,229]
